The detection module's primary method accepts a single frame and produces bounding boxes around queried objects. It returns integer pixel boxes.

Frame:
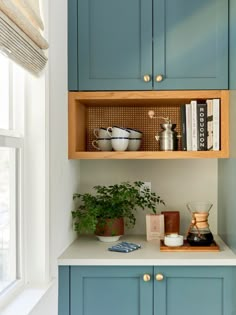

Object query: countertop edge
[57,235,236,266]
[58,259,236,266]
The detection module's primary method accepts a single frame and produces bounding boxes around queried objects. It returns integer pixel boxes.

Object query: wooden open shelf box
[68,90,229,159]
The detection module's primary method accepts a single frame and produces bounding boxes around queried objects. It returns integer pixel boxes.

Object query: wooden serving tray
[160,240,220,252]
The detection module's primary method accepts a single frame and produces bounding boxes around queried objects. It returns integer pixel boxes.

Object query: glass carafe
[186,201,214,246]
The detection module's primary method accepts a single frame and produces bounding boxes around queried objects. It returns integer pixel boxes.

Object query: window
[0,53,24,295]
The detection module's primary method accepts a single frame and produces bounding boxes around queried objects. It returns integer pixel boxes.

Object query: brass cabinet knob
[155,74,164,82]
[143,274,151,282]
[143,74,151,82]
[156,274,164,281]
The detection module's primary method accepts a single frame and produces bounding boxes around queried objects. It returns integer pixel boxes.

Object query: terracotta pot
[95,218,124,236]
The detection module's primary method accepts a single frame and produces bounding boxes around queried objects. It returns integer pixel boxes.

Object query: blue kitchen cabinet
[58,265,233,315]
[153,0,228,90]
[69,0,152,91]
[68,0,228,91]
[154,266,233,315]
[70,266,153,315]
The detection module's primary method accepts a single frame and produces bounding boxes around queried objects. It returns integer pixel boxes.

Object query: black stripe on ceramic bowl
[112,126,131,132]
[111,137,130,139]
[126,128,143,134]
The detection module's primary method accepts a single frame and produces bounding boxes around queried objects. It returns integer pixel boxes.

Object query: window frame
[0,57,25,306]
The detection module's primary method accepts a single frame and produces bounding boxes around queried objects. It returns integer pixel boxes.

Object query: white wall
[48,0,80,279]
[29,0,80,314]
[80,159,218,235]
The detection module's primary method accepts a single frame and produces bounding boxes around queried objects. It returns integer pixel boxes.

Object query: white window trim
[0,59,51,314]
[0,144,24,309]
[0,0,51,312]
[0,57,25,306]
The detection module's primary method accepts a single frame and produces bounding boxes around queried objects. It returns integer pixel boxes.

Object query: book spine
[180,104,187,151]
[185,104,192,151]
[191,100,198,151]
[206,99,213,151]
[213,99,220,151]
[197,103,207,150]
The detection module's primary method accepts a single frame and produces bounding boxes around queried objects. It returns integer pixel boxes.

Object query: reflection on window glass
[0,54,10,130]
[0,147,16,293]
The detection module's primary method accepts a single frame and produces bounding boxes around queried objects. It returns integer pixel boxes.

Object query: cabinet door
[153,0,228,90]
[70,266,153,315]
[58,266,70,315]
[154,266,233,315]
[73,0,152,91]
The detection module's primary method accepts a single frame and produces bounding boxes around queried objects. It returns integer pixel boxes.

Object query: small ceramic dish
[164,234,184,247]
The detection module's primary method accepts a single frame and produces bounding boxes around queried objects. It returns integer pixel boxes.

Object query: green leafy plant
[72,181,165,234]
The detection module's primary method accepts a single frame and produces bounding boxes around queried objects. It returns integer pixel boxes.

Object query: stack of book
[181,99,220,151]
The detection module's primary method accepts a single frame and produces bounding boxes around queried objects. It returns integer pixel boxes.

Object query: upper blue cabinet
[68,0,228,91]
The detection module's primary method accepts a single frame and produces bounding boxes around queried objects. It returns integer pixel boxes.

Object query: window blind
[0,0,48,74]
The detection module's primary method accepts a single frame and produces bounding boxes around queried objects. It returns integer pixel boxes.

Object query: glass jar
[186,201,214,246]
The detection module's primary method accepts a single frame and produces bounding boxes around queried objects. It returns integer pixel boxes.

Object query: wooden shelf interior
[68,91,229,159]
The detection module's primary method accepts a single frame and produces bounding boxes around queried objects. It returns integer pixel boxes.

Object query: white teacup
[126,128,143,139]
[93,127,109,139]
[92,138,112,151]
[107,126,130,138]
[111,137,129,151]
[127,138,142,151]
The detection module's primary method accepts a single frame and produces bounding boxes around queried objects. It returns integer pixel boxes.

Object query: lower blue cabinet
[58,265,234,315]
[154,266,233,315]
[70,266,153,315]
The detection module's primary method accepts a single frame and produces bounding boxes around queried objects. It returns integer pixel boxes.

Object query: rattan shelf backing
[87,105,182,151]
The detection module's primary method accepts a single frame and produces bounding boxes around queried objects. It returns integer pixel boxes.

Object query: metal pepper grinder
[148,111,178,151]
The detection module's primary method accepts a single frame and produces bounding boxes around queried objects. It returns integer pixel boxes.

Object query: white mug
[92,138,112,151]
[93,127,109,139]
[127,138,142,151]
[107,126,130,138]
[111,137,129,151]
[126,128,143,139]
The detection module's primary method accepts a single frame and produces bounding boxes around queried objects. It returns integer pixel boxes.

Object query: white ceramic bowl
[96,235,122,242]
[127,138,142,151]
[164,234,184,247]
[126,128,143,139]
[111,137,129,151]
[92,138,112,151]
[107,126,130,138]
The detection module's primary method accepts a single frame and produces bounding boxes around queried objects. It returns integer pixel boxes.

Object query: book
[190,100,198,151]
[185,104,192,151]
[213,98,220,151]
[180,104,187,151]
[197,103,207,150]
[206,99,213,150]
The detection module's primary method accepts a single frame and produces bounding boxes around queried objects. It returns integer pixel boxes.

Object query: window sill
[0,279,56,315]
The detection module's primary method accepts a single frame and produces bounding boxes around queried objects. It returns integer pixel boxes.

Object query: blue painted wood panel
[58,266,70,315]
[68,0,78,91]
[76,0,152,91]
[154,266,233,315]
[218,158,236,254]
[229,0,236,89]
[70,266,153,315]
[153,0,228,90]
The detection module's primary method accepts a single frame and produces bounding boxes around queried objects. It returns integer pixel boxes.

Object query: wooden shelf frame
[68,90,229,159]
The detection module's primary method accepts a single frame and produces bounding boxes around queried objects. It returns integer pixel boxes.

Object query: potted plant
[72,181,165,242]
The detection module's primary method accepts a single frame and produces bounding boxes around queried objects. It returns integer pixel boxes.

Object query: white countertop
[58,235,236,266]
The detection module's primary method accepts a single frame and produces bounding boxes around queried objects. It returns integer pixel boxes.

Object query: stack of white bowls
[92,126,143,151]
[92,127,112,151]
[107,126,142,151]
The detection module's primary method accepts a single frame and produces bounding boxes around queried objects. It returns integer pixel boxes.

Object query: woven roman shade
[0,0,48,74]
